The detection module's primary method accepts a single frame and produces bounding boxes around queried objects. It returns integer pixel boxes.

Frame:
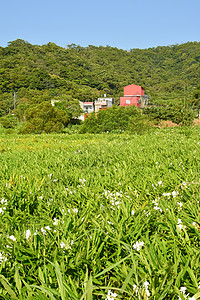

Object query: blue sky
[0,0,199,50]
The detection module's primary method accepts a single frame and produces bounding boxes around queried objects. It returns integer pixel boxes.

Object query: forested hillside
[0,39,200,115]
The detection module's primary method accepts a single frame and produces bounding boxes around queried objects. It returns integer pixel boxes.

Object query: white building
[94,97,113,112]
[83,102,94,113]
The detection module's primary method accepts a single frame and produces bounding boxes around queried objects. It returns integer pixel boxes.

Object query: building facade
[120,84,150,108]
[83,102,94,113]
[95,97,113,112]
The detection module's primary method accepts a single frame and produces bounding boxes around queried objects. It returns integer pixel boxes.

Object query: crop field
[0,127,200,300]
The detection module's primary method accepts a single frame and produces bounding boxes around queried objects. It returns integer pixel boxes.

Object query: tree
[54,95,83,119]
[14,98,30,121]
[190,85,200,109]
[79,105,146,133]
[21,102,70,133]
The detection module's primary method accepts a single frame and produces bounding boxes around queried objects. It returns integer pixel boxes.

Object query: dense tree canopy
[20,102,70,133]
[0,40,199,102]
[0,39,199,132]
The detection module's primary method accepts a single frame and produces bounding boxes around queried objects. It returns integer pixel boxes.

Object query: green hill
[0,39,200,113]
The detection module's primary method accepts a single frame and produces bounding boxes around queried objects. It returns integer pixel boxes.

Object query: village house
[83,102,94,113]
[120,84,150,108]
[94,96,113,112]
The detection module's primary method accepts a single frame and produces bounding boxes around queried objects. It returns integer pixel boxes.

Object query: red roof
[84,102,94,105]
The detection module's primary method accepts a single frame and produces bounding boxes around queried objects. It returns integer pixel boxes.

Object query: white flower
[145,289,150,297]
[143,281,150,297]
[177,202,183,210]
[60,242,66,249]
[192,222,198,229]
[177,219,186,231]
[0,208,5,214]
[158,180,163,185]
[107,220,113,225]
[79,178,86,185]
[41,227,47,235]
[172,191,179,197]
[1,198,7,205]
[177,223,184,230]
[163,192,171,197]
[131,210,135,215]
[144,281,150,289]
[53,218,59,226]
[188,297,196,300]
[153,205,163,212]
[8,235,16,242]
[180,286,187,294]
[133,241,144,251]
[68,208,78,214]
[45,226,51,231]
[60,240,73,250]
[105,289,117,299]
[25,229,31,240]
[133,284,138,295]
[0,252,7,264]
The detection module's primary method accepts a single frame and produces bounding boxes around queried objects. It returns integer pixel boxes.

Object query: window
[126,100,130,104]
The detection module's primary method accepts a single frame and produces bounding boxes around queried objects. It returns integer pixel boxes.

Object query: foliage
[191,84,200,109]
[80,105,153,133]
[193,84,200,99]
[20,102,70,133]
[0,114,17,128]
[0,39,199,109]
[0,128,200,298]
[144,103,195,126]
[53,95,83,119]
[129,113,154,134]
[13,98,30,121]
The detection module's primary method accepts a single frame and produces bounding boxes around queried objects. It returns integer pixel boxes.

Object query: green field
[0,128,200,299]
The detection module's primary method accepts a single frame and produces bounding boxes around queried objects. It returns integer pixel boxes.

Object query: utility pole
[14,92,16,110]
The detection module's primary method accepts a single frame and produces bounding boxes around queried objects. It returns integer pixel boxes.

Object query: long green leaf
[0,275,18,300]
[94,254,131,279]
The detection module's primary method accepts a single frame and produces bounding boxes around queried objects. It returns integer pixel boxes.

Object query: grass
[0,127,200,299]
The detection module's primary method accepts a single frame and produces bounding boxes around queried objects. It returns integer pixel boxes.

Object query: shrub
[0,114,17,129]
[80,103,194,135]
[21,102,70,133]
[144,104,195,126]
[80,105,142,133]
[129,114,154,134]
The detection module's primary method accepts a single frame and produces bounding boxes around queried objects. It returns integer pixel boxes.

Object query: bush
[129,114,154,134]
[21,102,70,133]
[80,105,154,134]
[144,104,195,126]
[0,114,17,129]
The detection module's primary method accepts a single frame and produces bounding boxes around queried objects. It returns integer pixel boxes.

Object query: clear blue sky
[0,0,199,50]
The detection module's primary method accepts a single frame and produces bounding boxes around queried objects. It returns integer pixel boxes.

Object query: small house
[95,97,113,112]
[120,84,150,108]
[83,102,94,113]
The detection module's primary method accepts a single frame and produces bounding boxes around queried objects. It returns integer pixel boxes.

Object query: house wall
[120,96,141,107]
[83,102,94,113]
[124,84,144,96]
[95,98,113,112]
